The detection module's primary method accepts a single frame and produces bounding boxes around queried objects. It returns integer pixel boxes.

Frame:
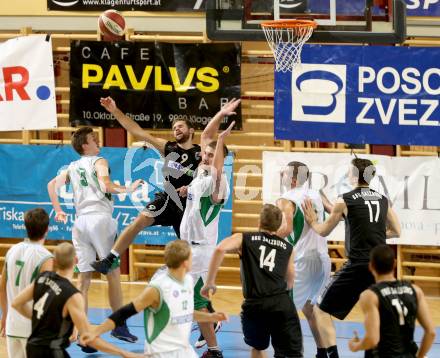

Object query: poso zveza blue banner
[275,44,440,146]
[0,145,233,245]
[406,0,440,16]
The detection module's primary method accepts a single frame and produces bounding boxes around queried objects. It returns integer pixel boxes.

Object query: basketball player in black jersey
[349,244,435,358]
[201,204,303,358]
[302,158,401,358]
[92,96,240,275]
[11,242,139,358]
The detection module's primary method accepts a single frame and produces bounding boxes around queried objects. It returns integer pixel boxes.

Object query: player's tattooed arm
[201,98,240,153]
[202,233,243,298]
[348,290,380,352]
[276,198,295,238]
[386,206,401,238]
[100,96,167,154]
[302,198,346,237]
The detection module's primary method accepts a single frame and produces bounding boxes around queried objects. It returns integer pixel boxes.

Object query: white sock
[110,249,120,257]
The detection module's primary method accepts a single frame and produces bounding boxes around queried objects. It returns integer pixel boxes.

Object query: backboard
[207,0,406,43]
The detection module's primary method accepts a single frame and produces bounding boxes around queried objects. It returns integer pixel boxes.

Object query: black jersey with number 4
[342,187,388,261]
[366,281,418,358]
[240,232,293,299]
[163,141,201,189]
[27,271,79,349]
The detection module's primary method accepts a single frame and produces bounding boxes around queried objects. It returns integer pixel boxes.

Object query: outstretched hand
[301,199,318,225]
[100,97,117,114]
[218,121,235,140]
[55,211,68,224]
[220,98,241,117]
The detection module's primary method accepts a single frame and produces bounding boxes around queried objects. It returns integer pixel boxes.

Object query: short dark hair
[207,140,229,157]
[171,119,194,139]
[71,127,94,155]
[370,244,395,275]
[164,240,191,269]
[259,204,282,232]
[24,208,49,240]
[286,161,309,185]
[351,158,376,185]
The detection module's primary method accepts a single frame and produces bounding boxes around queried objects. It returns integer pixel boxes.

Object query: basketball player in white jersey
[80,240,228,358]
[276,161,333,358]
[0,208,53,358]
[179,120,233,358]
[47,127,143,345]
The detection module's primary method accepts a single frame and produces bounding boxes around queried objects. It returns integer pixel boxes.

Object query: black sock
[327,345,339,358]
[316,348,327,358]
[105,252,116,262]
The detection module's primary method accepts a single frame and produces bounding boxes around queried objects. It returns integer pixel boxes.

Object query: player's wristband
[108,302,138,327]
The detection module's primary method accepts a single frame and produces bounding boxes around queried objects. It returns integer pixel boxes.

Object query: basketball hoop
[261,19,317,73]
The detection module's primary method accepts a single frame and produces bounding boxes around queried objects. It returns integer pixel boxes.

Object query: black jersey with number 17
[27,271,79,349]
[342,187,388,261]
[366,280,418,358]
[240,232,293,299]
[163,141,201,190]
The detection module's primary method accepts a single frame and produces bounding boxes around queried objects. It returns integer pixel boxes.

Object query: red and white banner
[263,152,440,246]
[0,35,57,131]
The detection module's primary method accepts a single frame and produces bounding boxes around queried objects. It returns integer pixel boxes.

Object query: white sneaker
[194,321,222,349]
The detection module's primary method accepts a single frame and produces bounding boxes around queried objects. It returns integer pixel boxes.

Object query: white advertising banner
[0,35,57,131]
[263,152,440,246]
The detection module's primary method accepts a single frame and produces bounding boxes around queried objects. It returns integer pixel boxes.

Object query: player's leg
[270,294,303,358]
[92,216,138,343]
[193,272,222,357]
[6,336,27,358]
[92,193,172,274]
[241,300,271,358]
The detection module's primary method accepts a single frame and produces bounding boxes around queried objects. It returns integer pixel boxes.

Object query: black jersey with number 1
[27,271,79,350]
[342,187,388,261]
[366,280,418,358]
[240,232,293,299]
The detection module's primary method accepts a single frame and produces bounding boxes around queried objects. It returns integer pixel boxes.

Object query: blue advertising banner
[275,44,440,146]
[405,0,440,16]
[0,145,233,245]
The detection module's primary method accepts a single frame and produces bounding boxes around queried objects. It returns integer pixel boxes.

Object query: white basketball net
[262,22,315,73]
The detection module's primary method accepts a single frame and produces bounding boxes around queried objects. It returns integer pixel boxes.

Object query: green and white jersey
[68,156,113,216]
[180,169,230,247]
[281,187,328,260]
[144,273,194,355]
[5,240,52,338]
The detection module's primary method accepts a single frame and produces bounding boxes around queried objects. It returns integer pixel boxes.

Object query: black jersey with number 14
[240,232,293,299]
[27,271,79,349]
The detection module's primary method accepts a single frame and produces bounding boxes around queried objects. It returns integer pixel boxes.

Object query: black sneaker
[201,349,224,358]
[90,257,113,275]
[77,336,98,354]
[111,323,138,343]
[195,321,222,349]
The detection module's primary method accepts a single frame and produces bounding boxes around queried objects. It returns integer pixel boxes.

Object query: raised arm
[100,97,167,154]
[47,170,69,223]
[302,198,346,237]
[413,285,436,358]
[201,233,243,298]
[348,290,380,352]
[386,206,401,238]
[276,198,296,238]
[320,191,334,214]
[200,98,240,153]
[95,158,143,194]
[211,121,234,203]
[0,264,7,336]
